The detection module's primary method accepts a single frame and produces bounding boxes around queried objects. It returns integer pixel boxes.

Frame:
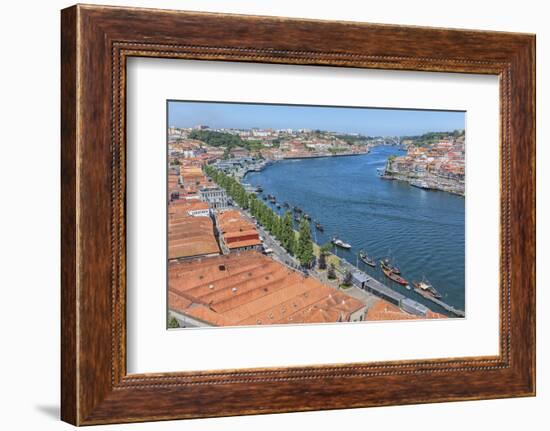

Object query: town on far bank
[167,124,465,329]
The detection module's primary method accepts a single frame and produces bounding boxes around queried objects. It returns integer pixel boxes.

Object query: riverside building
[168,251,367,328]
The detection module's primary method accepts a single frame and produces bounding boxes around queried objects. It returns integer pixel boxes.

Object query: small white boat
[332,237,352,249]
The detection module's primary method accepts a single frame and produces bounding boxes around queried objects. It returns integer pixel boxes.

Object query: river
[244,146,465,314]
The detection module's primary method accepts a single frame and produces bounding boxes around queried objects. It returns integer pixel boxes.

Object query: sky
[168,101,465,136]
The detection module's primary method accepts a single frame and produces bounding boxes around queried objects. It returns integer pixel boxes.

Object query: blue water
[245,146,465,314]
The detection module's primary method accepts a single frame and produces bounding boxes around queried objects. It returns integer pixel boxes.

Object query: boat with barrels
[382,267,408,285]
[412,279,442,299]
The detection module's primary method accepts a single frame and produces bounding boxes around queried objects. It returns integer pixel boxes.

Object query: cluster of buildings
[265,137,369,160]
[166,144,382,328]
[166,125,446,328]
[169,251,367,327]
[382,134,465,195]
[168,125,371,162]
[167,158,373,327]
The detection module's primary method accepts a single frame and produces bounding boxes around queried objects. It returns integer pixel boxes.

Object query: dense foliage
[204,165,315,267]
[167,315,180,329]
[318,252,327,270]
[204,164,249,209]
[334,134,368,145]
[296,218,315,267]
[327,263,337,280]
[403,129,465,147]
[342,270,353,286]
[189,130,265,152]
[189,130,243,148]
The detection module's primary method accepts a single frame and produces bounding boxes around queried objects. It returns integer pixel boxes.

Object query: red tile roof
[168,251,366,327]
[366,299,445,321]
[217,210,261,249]
[168,212,220,259]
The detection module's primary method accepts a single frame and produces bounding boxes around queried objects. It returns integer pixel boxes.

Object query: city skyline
[168,101,465,136]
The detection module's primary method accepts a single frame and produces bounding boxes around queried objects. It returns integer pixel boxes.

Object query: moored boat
[332,237,352,249]
[382,267,408,285]
[380,258,401,274]
[359,250,376,267]
[315,222,324,232]
[412,279,442,299]
[293,206,302,213]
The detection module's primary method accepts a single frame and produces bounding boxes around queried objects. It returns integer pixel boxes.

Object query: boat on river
[359,250,376,267]
[315,222,324,232]
[293,206,303,213]
[332,237,351,249]
[413,279,442,299]
[382,267,408,285]
[380,258,401,274]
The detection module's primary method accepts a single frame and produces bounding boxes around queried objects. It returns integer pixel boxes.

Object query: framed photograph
[61,4,535,425]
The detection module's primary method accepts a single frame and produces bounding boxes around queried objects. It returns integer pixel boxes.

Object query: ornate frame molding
[61,5,535,425]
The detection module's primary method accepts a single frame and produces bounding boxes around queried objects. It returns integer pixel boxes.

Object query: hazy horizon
[168,101,465,137]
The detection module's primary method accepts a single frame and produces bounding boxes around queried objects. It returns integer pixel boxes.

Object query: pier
[416,294,465,317]
[350,270,430,316]
[343,259,465,317]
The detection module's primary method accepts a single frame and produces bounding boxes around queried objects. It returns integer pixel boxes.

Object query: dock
[350,267,464,318]
[416,294,465,317]
[351,271,429,316]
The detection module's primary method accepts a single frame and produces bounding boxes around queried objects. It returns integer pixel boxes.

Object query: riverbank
[280,149,369,160]
[380,170,465,196]
[244,146,466,313]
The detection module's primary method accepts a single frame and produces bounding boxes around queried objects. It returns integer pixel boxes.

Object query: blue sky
[168,101,464,136]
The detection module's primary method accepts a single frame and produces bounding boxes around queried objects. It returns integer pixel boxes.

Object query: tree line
[204,165,315,267]
[189,130,264,152]
[403,129,465,147]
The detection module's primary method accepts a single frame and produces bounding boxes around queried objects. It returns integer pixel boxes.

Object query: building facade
[200,186,229,210]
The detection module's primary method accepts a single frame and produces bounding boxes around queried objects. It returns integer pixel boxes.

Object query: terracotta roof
[168,214,220,259]
[169,200,209,216]
[168,251,367,327]
[168,291,193,312]
[217,210,261,249]
[366,299,445,321]
[226,238,262,249]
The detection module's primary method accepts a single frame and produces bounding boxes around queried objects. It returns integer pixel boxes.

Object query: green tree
[272,214,282,239]
[167,315,180,329]
[318,252,327,270]
[342,270,353,286]
[280,211,295,254]
[296,219,314,267]
[320,242,333,255]
[327,263,337,280]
